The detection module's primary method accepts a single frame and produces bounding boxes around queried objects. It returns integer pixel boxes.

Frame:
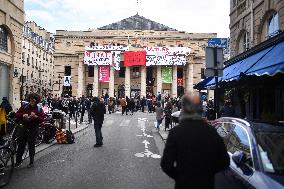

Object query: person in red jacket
[15,93,45,168]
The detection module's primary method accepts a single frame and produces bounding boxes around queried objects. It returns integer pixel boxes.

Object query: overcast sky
[25,0,230,37]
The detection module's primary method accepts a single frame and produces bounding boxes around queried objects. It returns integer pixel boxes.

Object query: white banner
[84,45,128,70]
[88,51,113,66]
[145,47,191,66]
[63,76,71,87]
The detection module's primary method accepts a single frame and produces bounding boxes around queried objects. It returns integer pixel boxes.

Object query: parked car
[213,117,284,189]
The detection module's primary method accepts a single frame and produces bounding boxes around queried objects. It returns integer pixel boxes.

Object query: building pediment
[98,14,177,31]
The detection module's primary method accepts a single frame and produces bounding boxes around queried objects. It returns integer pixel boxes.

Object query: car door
[225,123,256,189]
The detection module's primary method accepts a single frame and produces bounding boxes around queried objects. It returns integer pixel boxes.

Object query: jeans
[156,119,162,129]
[94,122,103,145]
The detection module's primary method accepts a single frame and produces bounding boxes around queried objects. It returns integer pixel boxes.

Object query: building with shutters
[53,14,216,98]
[0,0,24,107]
[20,21,54,100]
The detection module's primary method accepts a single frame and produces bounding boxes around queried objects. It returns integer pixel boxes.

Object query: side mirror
[232,151,246,167]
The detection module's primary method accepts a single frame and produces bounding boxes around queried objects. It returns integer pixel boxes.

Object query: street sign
[208,38,228,48]
[205,47,224,70]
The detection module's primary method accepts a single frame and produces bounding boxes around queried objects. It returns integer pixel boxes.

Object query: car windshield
[256,132,284,176]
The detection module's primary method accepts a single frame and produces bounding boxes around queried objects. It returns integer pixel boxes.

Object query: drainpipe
[250,0,254,47]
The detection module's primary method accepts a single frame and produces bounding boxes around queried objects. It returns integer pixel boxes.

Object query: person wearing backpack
[15,93,45,168]
[0,97,13,144]
[90,97,106,147]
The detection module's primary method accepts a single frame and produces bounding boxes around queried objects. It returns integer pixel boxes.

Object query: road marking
[134,149,161,159]
[120,119,130,127]
[142,140,150,149]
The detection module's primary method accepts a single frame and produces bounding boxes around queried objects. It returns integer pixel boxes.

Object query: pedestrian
[85,97,92,124]
[155,102,164,131]
[79,96,86,123]
[108,97,114,114]
[140,96,146,113]
[90,97,106,147]
[15,93,45,168]
[161,94,230,189]
[126,96,130,115]
[68,97,75,119]
[220,100,235,117]
[128,98,135,115]
[120,98,127,115]
[0,97,13,144]
[164,102,172,131]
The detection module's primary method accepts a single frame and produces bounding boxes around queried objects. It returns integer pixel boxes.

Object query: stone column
[156,66,162,94]
[140,66,146,97]
[186,56,194,93]
[93,66,99,97]
[125,67,131,97]
[77,60,84,97]
[172,65,178,97]
[109,66,114,97]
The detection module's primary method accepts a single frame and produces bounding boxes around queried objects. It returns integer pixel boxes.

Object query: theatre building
[53,14,216,98]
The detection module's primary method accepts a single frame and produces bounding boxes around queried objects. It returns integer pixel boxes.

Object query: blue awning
[246,40,284,76]
[203,42,283,88]
[193,77,213,90]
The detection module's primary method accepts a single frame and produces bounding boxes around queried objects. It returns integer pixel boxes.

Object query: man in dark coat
[90,97,106,147]
[161,94,229,189]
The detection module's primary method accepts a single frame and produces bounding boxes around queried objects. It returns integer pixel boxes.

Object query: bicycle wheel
[0,147,14,187]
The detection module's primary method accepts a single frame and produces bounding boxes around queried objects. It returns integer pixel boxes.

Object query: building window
[22,52,25,63]
[268,12,279,37]
[0,26,8,52]
[88,66,94,77]
[201,68,205,79]
[243,31,250,51]
[64,66,71,76]
[27,54,30,65]
[132,67,140,78]
[119,67,126,78]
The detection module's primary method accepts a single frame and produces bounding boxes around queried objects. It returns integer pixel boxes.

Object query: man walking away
[161,94,229,189]
[140,97,146,113]
[155,102,163,131]
[90,97,106,147]
[85,97,92,124]
[120,98,127,115]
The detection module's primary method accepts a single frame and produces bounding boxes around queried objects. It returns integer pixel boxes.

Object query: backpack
[65,130,75,144]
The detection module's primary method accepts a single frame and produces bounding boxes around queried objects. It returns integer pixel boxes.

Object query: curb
[34,124,89,155]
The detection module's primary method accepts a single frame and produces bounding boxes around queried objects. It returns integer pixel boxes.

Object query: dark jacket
[90,100,106,124]
[161,118,229,189]
[16,104,45,129]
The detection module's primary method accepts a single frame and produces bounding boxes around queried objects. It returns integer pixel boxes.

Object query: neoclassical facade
[0,0,24,107]
[230,0,284,57]
[53,14,216,98]
[20,21,54,100]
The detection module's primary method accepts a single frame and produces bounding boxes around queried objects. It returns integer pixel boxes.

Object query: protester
[15,93,45,168]
[90,97,106,147]
[161,94,230,189]
[128,98,135,115]
[155,102,164,131]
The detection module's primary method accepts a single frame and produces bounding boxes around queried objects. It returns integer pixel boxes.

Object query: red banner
[99,66,110,83]
[124,51,146,67]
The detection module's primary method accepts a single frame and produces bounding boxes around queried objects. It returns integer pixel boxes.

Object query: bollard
[75,111,78,128]
[68,114,71,131]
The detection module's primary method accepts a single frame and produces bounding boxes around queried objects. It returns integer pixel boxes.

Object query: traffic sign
[208,38,228,48]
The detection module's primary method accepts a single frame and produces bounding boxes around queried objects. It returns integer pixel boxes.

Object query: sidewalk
[33,115,89,155]
[157,124,170,142]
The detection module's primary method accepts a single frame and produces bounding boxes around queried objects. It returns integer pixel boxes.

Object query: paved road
[6,112,174,189]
